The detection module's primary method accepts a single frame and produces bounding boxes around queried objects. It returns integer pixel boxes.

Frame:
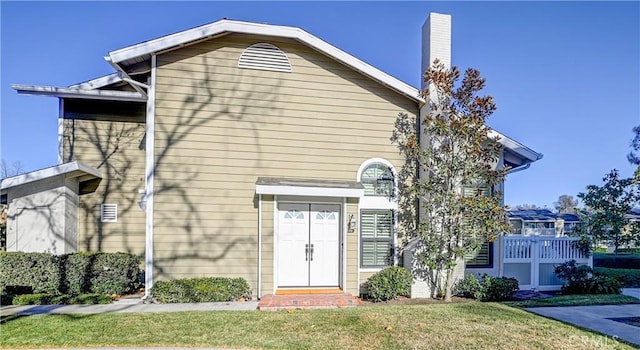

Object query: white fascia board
[488,129,543,163]
[256,184,364,198]
[108,20,421,102]
[68,73,122,90]
[12,84,147,102]
[0,161,102,191]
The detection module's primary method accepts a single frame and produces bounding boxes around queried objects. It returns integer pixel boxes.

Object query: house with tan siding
[3,13,557,298]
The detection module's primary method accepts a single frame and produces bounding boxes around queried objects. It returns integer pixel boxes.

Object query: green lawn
[504,294,640,308]
[1,303,634,349]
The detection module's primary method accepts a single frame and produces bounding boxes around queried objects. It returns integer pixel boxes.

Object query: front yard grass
[1,302,634,349]
[504,294,640,308]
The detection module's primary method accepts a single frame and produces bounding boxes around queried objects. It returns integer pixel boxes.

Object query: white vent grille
[238,43,292,73]
[101,204,118,223]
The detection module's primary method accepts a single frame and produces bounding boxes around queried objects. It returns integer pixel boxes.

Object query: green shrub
[365,266,412,302]
[555,260,621,295]
[66,293,114,304]
[483,275,519,301]
[12,293,114,305]
[12,293,56,305]
[151,277,252,303]
[594,253,640,269]
[60,252,94,295]
[453,274,484,300]
[0,252,60,295]
[1,251,141,303]
[594,267,640,288]
[85,252,141,294]
[61,252,141,295]
[454,274,519,301]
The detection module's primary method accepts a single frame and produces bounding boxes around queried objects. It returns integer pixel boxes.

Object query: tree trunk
[443,268,454,302]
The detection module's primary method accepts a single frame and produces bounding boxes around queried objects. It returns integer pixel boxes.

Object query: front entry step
[258,293,361,311]
[275,288,342,295]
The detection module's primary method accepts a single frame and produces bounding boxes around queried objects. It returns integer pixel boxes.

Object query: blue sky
[1,1,638,208]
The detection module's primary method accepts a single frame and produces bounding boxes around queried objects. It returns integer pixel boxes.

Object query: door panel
[277,203,341,288]
[277,203,310,287]
[309,204,340,286]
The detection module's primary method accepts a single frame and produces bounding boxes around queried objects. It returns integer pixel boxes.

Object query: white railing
[502,236,590,262]
[522,228,557,236]
[501,236,592,291]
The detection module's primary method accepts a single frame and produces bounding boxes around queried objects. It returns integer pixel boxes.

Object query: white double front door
[277,203,340,287]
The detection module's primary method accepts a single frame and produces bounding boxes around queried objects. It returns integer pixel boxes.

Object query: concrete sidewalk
[525,289,640,347]
[1,300,258,316]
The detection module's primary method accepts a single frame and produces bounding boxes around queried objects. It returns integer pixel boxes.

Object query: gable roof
[0,161,102,200]
[107,19,420,102]
[105,18,542,163]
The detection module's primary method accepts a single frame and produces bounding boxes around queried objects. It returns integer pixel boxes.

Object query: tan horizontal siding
[63,118,146,255]
[153,33,417,293]
[154,72,406,101]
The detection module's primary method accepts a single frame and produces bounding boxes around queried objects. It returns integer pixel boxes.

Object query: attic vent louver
[238,43,292,73]
[101,203,118,223]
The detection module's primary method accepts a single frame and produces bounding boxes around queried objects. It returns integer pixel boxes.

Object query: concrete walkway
[1,300,258,316]
[525,288,640,347]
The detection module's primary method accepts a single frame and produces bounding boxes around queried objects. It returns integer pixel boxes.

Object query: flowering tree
[392,59,511,301]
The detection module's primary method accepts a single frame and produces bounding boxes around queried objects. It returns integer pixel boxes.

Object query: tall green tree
[392,59,510,301]
[578,169,640,254]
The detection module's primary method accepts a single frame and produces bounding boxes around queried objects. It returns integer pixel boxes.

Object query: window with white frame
[360,163,394,197]
[357,158,398,269]
[360,210,393,268]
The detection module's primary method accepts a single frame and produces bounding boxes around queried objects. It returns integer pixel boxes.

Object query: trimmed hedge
[0,252,60,294]
[61,252,142,295]
[1,251,142,302]
[594,253,640,269]
[595,267,640,288]
[151,277,252,303]
[365,266,413,302]
[454,274,519,301]
[12,293,114,305]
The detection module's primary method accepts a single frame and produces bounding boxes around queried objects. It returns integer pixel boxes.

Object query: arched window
[360,163,394,197]
[356,158,397,269]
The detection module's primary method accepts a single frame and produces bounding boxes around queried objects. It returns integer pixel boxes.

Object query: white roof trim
[108,19,419,101]
[489,129,543,163]
[12,84,146,102]
[256,184,364,198]
[0,161,102,191]
[68,73,122,90]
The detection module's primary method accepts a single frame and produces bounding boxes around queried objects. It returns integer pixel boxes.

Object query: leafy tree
[392,59,510,301]
[554,194,579,214]
[578,169,640,254]
[512,204,544,210]
[628,125,640,180]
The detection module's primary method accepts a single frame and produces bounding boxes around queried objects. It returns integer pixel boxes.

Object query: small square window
[101,204,118,223]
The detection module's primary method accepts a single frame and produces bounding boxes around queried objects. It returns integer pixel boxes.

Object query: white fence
[502,236,592,291]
